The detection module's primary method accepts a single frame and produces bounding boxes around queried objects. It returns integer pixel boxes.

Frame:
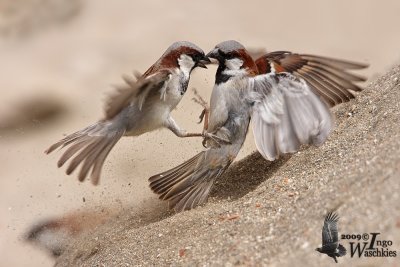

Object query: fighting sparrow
[149,40,368,211]
[46,41,210,184]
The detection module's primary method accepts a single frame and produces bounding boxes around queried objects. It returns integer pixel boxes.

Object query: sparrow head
[159,41,210,73]
[206,40,258,76]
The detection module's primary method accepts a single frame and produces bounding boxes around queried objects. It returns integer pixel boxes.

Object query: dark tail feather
[168,178,215,211]
[46,122,125,184]
[149,151,230,212]
[337,244,347,257]
[149,153,202,196]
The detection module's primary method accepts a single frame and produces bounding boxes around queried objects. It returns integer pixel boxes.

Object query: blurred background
[0,0,399,265]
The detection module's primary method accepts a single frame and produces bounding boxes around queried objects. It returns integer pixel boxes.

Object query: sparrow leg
[191,88,209,132]
[165,116,203,138]
[191,89,232,147]
[165,116,230,147]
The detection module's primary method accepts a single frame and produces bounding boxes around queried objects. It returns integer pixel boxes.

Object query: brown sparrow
[149,40,368,211]
[46,41,211,185]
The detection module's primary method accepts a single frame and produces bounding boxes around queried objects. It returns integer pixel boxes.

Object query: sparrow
[149,40,368,212]
[46,41,211,185]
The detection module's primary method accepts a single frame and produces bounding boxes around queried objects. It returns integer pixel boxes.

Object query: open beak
[197,56,211,69]
[206,48,219,60]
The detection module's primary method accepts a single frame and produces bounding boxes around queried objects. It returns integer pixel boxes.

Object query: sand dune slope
[55,65,400,266]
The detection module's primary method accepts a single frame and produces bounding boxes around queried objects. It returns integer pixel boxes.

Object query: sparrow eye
[219,50,227,57]
[190,53,200,62]
[224,52,237,60]
[194,54,202,61]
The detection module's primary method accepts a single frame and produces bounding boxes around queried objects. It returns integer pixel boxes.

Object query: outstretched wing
[322,212,340,248]
[250,72,333,161]
[255,51,368,107]
[104,69,172,120]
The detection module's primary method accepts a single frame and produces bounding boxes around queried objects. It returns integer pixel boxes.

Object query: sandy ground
[56,64,400,266]
[0,0,400,266]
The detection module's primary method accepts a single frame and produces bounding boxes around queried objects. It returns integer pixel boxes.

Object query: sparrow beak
[206,48,219,59]
[197,56,211,69]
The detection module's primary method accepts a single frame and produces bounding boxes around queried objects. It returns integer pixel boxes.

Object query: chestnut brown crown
[143,41,209,77]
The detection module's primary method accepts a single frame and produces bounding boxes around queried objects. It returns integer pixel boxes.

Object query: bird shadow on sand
[210,152,292,201]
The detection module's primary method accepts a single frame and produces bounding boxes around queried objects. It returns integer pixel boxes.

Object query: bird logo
[316,212,347,263]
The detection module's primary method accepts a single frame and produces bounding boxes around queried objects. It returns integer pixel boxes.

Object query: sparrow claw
[192,88,210,133]
[191,88,209,109]
[202,137,208,148]
[198,109,206,124]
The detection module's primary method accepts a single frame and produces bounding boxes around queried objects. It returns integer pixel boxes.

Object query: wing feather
[322,212,340,247]
[251,72,333,161]
[104,70,172,120]
[255,52,368,107]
